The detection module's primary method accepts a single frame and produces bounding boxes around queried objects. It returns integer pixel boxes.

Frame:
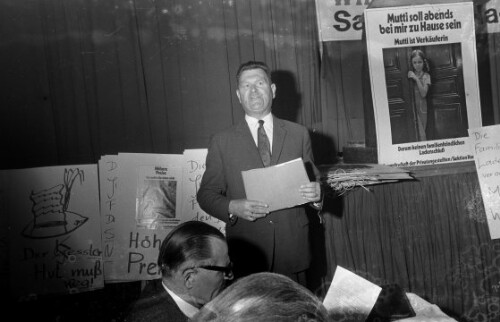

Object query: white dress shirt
[162,281,199,319]
[245,113,274,151]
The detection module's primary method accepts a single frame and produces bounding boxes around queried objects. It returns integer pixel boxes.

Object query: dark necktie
[258,120,271,167]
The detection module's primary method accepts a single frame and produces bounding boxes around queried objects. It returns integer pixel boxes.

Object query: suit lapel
[235,120,265,167]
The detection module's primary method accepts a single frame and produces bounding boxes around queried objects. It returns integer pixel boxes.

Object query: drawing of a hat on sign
[22,168,89,239]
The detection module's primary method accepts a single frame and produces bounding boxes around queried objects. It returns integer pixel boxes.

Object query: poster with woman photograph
[365,2,482,167]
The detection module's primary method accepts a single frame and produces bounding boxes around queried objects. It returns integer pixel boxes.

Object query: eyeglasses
[197,262,233,278]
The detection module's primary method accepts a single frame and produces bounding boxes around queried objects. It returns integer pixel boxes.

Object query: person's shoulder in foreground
[124,279,188,322]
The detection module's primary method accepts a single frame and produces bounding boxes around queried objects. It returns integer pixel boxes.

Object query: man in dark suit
[125,221,233,322]
[197,61,322,286]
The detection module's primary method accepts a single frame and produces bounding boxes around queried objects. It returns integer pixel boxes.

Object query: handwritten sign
[98,155,120,280]
[4,165,103,298]
[182,149,225,234]
[469,125,500,240]
[100,153,183,281]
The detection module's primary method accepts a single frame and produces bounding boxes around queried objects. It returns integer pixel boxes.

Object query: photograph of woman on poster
[407,49,431,141]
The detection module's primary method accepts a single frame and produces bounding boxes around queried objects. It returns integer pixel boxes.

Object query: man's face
[190,238,232,306]
[236,68,276,118]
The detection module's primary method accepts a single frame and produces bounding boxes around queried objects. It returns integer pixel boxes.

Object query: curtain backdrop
[1,0,330,169]
[322,168,500,321]
[2,1,498,168]
[3,1,500,321]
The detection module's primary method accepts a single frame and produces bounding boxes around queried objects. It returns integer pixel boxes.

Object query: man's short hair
[236,61,272,85]
[192,272,330,322]
[158,221,225,276]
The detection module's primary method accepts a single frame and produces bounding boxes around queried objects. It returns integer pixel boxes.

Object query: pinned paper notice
[469,125,500,240]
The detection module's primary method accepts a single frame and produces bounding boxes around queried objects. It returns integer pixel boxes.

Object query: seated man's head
[191,272,330,322]
[158,221,232,308]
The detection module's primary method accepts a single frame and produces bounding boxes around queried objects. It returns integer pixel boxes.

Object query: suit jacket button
[269,220,274,224]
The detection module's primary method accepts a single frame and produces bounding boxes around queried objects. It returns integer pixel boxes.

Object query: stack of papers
[319,163,414,195]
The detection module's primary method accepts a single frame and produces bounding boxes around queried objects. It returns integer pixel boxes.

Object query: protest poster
[181,149,225,234]
[100,151,227,281]
[365,2,482,166]
[468,125,500,240]
[3,165,103,298]
[99,153,183,281]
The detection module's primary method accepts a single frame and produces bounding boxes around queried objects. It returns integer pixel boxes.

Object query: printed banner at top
[316,0,500,42]
[315,0,372,42]
[483,0,500,34]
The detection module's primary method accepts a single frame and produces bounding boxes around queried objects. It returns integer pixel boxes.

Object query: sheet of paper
[469,125,500,239]
[323,266,382,321]
[241,158,311,212]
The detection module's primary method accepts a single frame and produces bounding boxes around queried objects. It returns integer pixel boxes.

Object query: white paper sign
[100,153,183,281]
[365,2,482,166]
[469,125,500,240]
[3,165,103,297]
